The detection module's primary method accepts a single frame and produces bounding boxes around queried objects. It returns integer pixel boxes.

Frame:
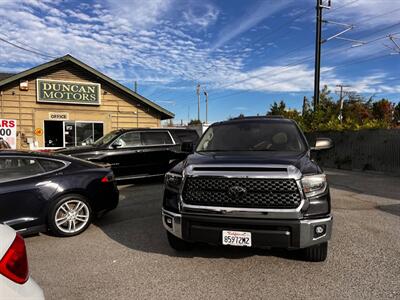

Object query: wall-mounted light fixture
[19,80,29,91]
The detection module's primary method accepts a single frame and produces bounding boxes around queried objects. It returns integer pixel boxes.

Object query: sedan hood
[184,151,321,175]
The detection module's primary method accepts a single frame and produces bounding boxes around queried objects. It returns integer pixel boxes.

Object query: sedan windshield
[92,131,119,146]
[196,121,306,152]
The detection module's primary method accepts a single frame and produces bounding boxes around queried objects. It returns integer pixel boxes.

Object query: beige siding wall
[0,63,162,149]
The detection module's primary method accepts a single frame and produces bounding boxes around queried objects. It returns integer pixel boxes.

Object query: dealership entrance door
[44,120,103,148]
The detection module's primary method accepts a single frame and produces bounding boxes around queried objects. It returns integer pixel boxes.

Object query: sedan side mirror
[112,141,123,149]
[181,142,194,153]
[311,137,333,151]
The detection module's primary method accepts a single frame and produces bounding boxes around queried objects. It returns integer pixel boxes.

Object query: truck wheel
[303,242,328,262]
[166,231,192,251]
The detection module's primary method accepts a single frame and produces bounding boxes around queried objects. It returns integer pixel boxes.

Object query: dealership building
[0,54,174,150]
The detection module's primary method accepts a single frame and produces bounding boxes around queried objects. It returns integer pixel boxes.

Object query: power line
[197,52,392,105]
[196,0,361,83]
[175,39,396,109]
[207,7,400,89]
[0,36,56,59]
[205,20,400,96]
[324,0,359,14]
[149,1,390,106]
[195,7,315,82]
[149,5,400,111]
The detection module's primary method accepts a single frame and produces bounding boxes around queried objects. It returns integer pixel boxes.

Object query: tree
[267,101,286,116]
[394,102,400,125]
[266,101,302,124]
[264,85,398,132]
[188,119,202,125]
[372,99,394,123]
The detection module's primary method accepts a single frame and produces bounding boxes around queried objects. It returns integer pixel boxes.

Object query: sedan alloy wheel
[55,200,90,234]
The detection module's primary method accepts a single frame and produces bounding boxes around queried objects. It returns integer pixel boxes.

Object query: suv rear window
[141,132,173,145]
[170,130,199,144]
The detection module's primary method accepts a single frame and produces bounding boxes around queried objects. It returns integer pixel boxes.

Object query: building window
[44,120,103,148]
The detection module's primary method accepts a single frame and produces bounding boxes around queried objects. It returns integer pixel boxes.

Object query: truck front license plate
[222,230,252,247]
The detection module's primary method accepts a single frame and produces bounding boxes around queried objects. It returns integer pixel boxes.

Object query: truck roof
[213,116,296,126]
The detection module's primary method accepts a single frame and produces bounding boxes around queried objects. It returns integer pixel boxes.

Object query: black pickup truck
[162,116,333,261]
[56,128,199,181]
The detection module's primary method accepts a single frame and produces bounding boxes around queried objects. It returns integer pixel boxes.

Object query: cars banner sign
[0,119,16,149]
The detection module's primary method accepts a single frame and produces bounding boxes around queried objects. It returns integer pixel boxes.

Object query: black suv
[57,128,199,181]
[162,117,333,261]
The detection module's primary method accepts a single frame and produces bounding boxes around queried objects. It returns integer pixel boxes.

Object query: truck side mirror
[181,142,194,153]
[311,137,333,151]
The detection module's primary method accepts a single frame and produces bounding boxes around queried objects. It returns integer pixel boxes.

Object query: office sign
[37,79,101,105]
[0,119,17,149]
[49,112,69,120]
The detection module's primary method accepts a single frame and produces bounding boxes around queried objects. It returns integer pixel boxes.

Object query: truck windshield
[196,121,307,152]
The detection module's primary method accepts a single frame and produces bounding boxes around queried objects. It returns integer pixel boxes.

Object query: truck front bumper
[162,209,332,249]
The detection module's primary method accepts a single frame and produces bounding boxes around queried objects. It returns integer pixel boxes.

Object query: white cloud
[326,0,400,28]
[103,0,175,28]
[0,0,397,101]
[212,1,291,50]
[207,64,336,93]
[182,4,219,28]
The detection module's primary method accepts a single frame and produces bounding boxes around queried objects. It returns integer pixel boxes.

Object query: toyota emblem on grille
[228,186,247,200]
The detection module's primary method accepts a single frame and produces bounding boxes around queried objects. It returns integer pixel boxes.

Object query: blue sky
[0,0,399,123]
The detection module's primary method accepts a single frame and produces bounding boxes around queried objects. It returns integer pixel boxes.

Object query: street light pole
[196,84,201,122]
[203,88,208,124]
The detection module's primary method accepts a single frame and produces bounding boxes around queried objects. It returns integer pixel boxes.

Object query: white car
[0,224,44,299]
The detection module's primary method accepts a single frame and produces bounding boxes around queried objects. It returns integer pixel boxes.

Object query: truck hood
[183,151,321,175]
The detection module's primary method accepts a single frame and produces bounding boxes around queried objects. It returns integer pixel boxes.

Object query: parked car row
[0,128,199,237]
[1,122,334,297]
[0,127,199,297]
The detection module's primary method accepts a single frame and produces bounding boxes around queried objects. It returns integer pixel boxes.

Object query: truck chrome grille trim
[182,177,302,209]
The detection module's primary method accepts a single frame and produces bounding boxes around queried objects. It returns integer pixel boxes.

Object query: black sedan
[0,151,119,237]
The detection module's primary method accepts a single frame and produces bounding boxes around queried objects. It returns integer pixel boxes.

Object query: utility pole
[203,88,208,124]
[313,0,331,111]
[196,84,201,121]
[383,34,400,54]
[187,105,190,125]
[134,81,137,93]
[335,84,350,124]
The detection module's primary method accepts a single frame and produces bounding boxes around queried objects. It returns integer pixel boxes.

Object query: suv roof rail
[230,115,285,120]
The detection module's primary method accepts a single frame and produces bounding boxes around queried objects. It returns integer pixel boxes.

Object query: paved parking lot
[25,169,400,299]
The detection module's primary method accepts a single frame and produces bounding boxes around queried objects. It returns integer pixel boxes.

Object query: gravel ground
[25,169,400,300]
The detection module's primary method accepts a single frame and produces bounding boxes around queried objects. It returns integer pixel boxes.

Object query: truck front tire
[303,242,328,262]
[166,231,193,251]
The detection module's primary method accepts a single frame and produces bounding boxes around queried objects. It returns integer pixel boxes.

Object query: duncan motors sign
[37,79,101,105]
[0,119,17,149]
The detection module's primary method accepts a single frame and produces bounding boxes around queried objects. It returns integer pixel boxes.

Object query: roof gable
[0,54,174,120]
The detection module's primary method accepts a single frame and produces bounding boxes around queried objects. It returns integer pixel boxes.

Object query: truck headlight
[301,174,327,198]
[165,172,182,189]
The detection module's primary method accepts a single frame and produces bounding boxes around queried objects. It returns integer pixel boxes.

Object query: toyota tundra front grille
[182,177,302,209]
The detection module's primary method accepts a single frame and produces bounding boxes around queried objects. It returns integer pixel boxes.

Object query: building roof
[0,73,14,81]
[0,54,174,120]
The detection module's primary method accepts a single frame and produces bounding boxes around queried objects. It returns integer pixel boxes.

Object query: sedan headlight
[165,172,182,189]
[301,174,327,198]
